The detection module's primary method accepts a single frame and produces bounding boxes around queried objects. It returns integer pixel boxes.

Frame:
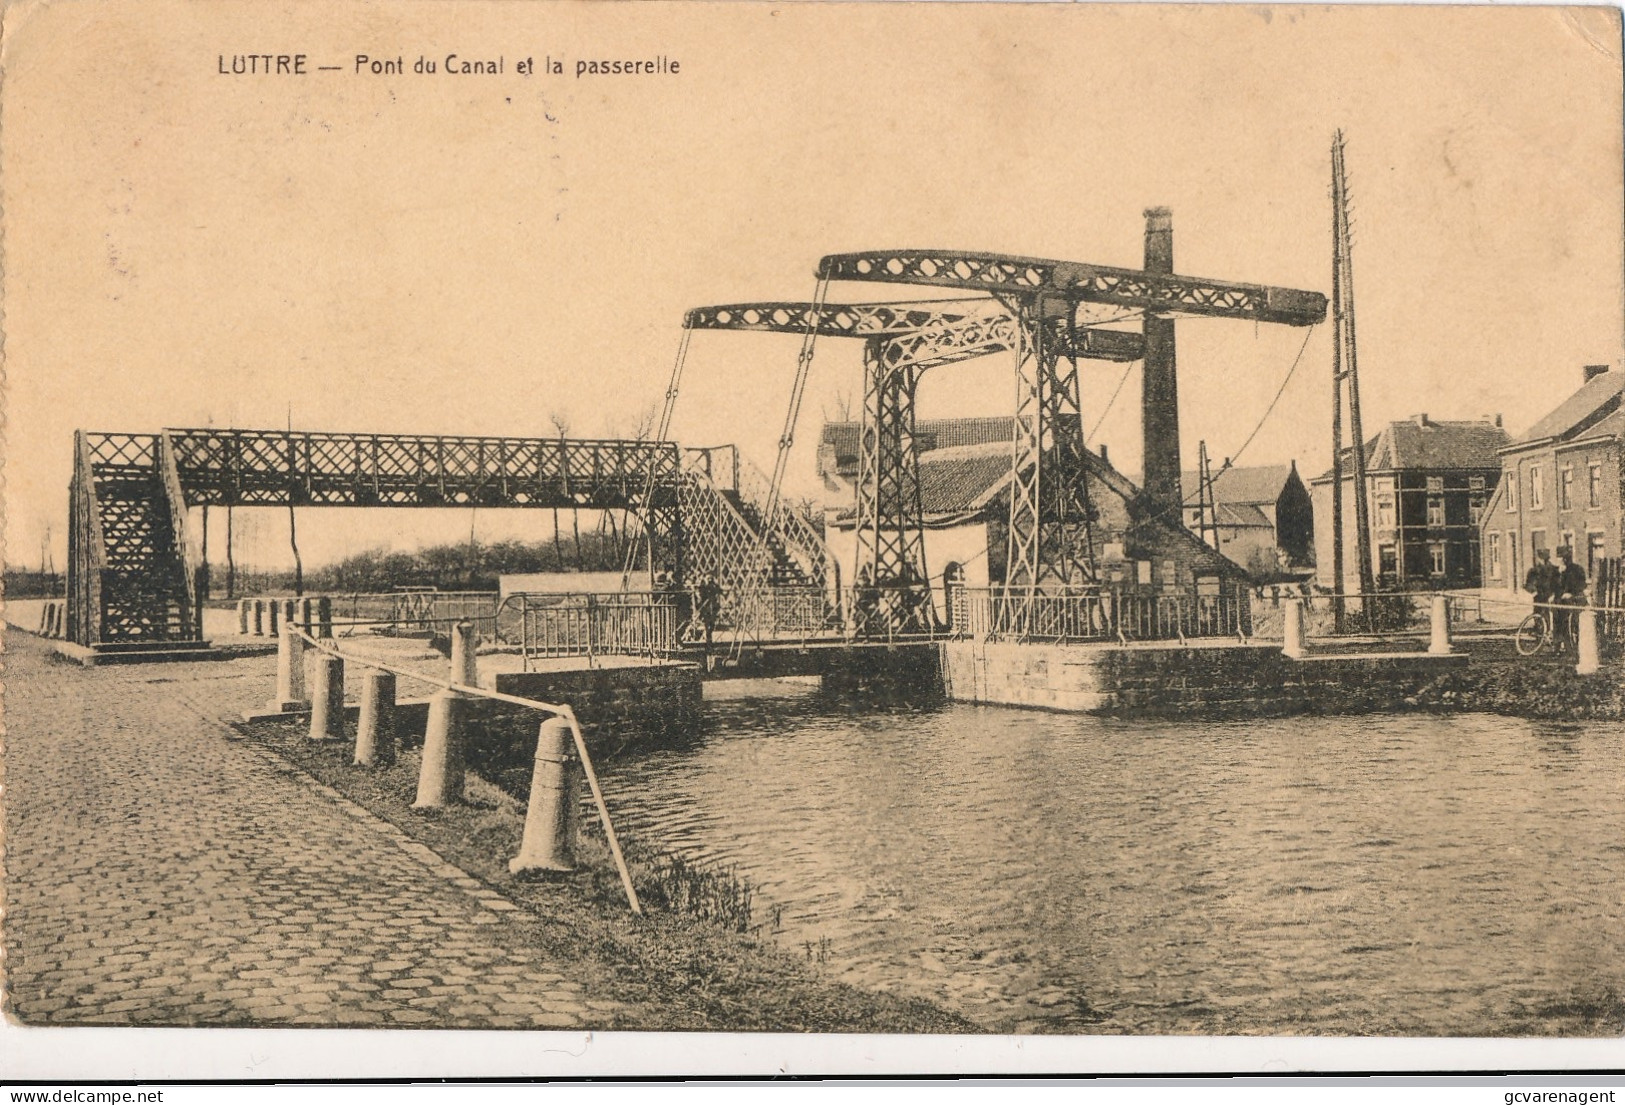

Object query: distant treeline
[4,570,65,598]
[211,531,630,596]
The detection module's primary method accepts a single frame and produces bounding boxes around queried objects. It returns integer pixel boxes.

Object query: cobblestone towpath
[3,631,623,1028]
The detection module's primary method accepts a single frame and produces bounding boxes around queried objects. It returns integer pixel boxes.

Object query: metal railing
[729,583,1252,645]
[323,591,501,636]
[960,585,1251,644]
[504,592,682,669]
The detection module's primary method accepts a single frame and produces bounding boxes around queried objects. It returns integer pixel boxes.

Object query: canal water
[600,680,1625,1035]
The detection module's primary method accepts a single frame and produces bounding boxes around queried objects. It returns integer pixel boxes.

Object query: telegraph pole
[1331,131,1376,630]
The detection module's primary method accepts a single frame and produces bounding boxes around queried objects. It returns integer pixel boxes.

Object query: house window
[1590,463,1603,508]
[1469,475,1486,491]
[1375,477,1395,494]
[1531,529,1548,558]
[1427,497,1445,526]
[1487,532,1502,580]
[1469,496,1486,524]
[1429,542,1446,576]
[1377,496,1395,528]
[1378,544,1398,578]
[1427,476,1444,493]
[1507,473,1518,512]
[1589,532,1607,575]
[1529,465,1543,508]
[1560,466,1573,510]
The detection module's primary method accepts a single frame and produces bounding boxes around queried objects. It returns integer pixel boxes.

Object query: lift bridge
[66,224,1325,656]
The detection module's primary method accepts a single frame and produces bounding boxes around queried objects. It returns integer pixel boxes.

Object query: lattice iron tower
[684,300,1142,631]
[812,247,1326,633]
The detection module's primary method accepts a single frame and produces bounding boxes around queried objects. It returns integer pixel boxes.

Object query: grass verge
[242,715,979,1034]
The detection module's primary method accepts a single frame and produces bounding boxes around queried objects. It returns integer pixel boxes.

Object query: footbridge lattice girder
[67,428,830,648]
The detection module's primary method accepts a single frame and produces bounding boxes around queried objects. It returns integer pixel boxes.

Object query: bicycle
[1515,603,1580,656]
[1514,609,1552,656]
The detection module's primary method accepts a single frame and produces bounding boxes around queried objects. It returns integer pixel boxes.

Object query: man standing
[1521,549,1560,617]
[1555,546,1589,654]
[1525,547,1560,639]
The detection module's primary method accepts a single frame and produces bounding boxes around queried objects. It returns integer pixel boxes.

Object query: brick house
[817,418,1251,622]
[1482,365,1623,594]
[1179,463,1315,579]
[1309,415,1508,592]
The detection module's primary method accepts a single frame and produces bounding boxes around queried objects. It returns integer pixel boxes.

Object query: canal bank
[243,712,978,1033]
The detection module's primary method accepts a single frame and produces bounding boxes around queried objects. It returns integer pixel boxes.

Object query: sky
[4,0,1621,572]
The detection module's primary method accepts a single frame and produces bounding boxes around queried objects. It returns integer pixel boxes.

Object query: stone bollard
[509,717,581,875]
[253,599,265,636]
[308,654,346,741]
[412,691,466,807]
[51,602,63,637]
[1282,597,1306,659]
[272,622,309,711]
[1576,607,1600,676]
[1427,594,1453,656]
[268,599,280,637]
[450,620,478,689]
[238,599,251,635]
[38,604,50,634]
[413,622,481,807]
[299,597,314,636]
[354,671,397,767]
[317,596,333,639]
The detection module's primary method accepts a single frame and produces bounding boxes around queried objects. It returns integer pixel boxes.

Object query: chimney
[1141,207,1182,513]
[1413,413,1430,428]
[1098,443,1109,465]
[1585,364,1610,383]
[1483,413,1504,429]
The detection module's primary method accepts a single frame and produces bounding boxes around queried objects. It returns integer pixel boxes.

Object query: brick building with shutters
[1482,365,1624,596]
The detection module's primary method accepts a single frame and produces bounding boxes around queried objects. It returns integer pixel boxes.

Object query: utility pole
[287,405,303,596]
[1331,130,1376,629]
[225,505,235,599]
[1196,441,1220,550]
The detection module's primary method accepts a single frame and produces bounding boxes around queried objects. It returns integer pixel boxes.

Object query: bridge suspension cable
[763,273,831,524]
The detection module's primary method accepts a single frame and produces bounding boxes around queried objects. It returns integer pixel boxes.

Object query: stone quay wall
[939,639,1469,718]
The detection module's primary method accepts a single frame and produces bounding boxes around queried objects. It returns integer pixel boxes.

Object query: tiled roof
[1512,371,1625,446]
[1214,502,1273,528]
[1377,419,1509,469]
[831,439,1142,524]
[820,418,1016,478]
[917,445,1013,517]
[1179,464,1296,507]
[1315,418,1509,480]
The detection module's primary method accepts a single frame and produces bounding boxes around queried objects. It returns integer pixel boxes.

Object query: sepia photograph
[2,0,1623,1082]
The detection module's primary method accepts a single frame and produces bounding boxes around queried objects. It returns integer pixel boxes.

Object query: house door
[943,562,967,631]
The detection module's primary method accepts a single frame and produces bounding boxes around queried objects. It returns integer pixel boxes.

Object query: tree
[549,410,573,570]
